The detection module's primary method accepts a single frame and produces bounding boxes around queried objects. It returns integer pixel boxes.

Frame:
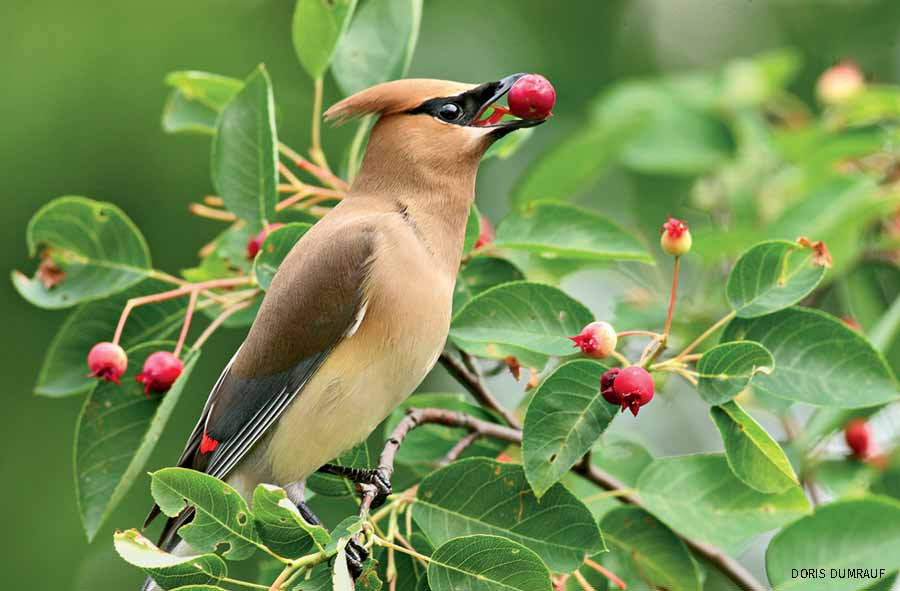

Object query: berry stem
[663,256,680,339]
[617,330,662,339]
[584,559,627,590]
[675,311,737,361]
[275,187,344,211]
[278,142,349,192]
[112,277,252,346]
[609,350,631,367]
[173,288,198,357]
[192,296,257,350]
[189,202,237,222]
[572,569,600,591]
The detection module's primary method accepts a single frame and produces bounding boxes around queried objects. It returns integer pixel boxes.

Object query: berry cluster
[88,342,183,395]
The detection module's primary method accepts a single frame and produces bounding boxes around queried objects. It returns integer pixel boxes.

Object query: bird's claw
[367,467,392,509]
[345,538,369,579]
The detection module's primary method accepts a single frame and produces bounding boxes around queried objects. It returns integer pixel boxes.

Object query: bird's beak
[469,73,549,134]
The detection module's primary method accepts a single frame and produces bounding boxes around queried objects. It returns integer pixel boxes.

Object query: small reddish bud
[247,223,285,259]
[570,321,617,359]
[87,342,128,384]
[496,452,513,464]
[508,74,556,120]
[504,355,521,381]
[660,216,692,257]
[600,368,622,406]
[816,61,864,105]
[200,431,220,454]
[844,419,873,459]
[613,366,655,416]
[135,351,184,395]
[474,216,495,250]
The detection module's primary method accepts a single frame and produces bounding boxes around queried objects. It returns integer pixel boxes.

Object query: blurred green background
[2,1,899,588]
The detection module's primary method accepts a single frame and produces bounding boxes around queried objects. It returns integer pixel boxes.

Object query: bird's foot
[317,464,392,508]
[344,538,369,579]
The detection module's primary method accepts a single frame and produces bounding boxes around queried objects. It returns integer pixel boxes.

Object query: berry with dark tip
[600,368,622,406]
[613,366,655,416]
[570,321,618,359]
[135,351,183,395]
[660,216,692,257]
[87,342,128,384]
[844,419,872,459]
[508,74,555,120]
[247,223,284,259]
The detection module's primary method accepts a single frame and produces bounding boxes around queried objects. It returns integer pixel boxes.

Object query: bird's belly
[265,306,448,485]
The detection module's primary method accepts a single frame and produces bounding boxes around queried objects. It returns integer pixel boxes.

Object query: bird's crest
[324,79,476,124]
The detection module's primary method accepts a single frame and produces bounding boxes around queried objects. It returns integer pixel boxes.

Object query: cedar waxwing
[141,74,545,589]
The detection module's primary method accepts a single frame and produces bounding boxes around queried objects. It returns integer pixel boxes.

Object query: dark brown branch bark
[439,351,522,429]
[362,406,767,591]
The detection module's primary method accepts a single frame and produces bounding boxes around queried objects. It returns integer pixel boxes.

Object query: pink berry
[508,74,556,120]
[474,216,495,250]
[844,419,872,459]
[600,368,622,406]
[135,351,184,395]
[247,223,284,259]
[613,366,655,416]
[570,321,617,359]
[816,61,864,105]
[660,216,692,257]
[87,342,128,384]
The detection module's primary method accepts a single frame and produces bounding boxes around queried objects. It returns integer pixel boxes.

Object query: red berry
[135,351,184,395]
[247,223,284,259]
[570,321,617,359]
[816,61,864,105]
[660,216,692,256]
[87,342,128,384]
[844,419,872,459]
[474,216,495,250]
[600,368,622,406]
[613,366,655,416]
[508,74,555,120]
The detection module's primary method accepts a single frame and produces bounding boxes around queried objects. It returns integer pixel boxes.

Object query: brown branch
[439,351,522,429]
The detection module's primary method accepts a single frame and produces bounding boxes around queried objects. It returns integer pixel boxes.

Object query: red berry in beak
[612,366,655,416]
[474,216,495,250]
[247,223,284,259]
[600,368,622,406]
[660,216,692,257]
[844,419,873,459]
[508,74,555,120]
[87,342,128,384]
[135,351,184,395]
[570,321,617,359]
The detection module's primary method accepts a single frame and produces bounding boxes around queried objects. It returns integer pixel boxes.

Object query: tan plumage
[142,77,543,586]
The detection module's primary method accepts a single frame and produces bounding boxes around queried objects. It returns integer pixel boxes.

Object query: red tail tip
[200,432,219,454]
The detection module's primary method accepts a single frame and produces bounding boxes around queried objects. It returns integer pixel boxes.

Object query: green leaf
[292,0,357,79]
[326,516,365,556]
[75,342,199,541]
[766,496,900,591]
[726,240,827,318]
[251,484,330,558]
[600,506,702,591]
[150,467,261,560]
[591,80,733,175]
[114,529,226,590]
[637,454,810,548]
[511,119,642,209]
[384,394,504,470]
[495,201,652,263]
[711,401,798,493]
[12,196,152,309]
[307,443,370,497]
[461,204,482,259]
[484,127,534,161]
[453,257,524,314]
[413,458,604,572]
[35,278,188,397]
[722,307,900,408]
[427,535,552,591]
[162,71,242,135]
[252,223,312,290]
[211,65,278,226]
[449,281,594,369]
[523,359,615,497]
[697,341,775,405]
[332,0,422,96]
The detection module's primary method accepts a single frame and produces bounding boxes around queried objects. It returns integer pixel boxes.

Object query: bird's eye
[438,103,462,122]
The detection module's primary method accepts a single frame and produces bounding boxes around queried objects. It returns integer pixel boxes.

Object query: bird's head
[325,75,548,177]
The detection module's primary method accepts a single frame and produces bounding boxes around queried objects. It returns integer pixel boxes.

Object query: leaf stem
[373,535,433,564]
[584,559,627,590]
[220,576,270,590]
[189,203,237,222]
[617,330,661,339]
[572,569,600,591]
[674,311,737,361]
[309,76,327,169]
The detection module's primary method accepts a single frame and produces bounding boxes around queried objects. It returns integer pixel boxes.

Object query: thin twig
[173,289,198,357]
[192,297,256,350]
[189,203,237,222]
[572,570,599,591]
[438,431,481,466]
[439,351,522,429]
[584,559,626,590]
[278,143,349,192]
